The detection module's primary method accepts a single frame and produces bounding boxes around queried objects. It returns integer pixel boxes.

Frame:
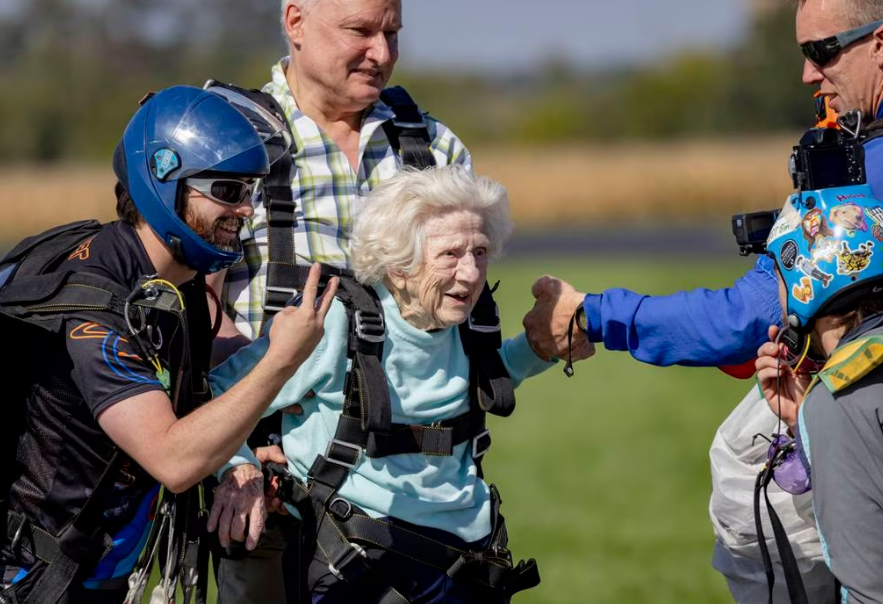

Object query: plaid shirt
[222,58,472,339]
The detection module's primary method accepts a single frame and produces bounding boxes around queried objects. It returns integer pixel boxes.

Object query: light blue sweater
[211,283,554,542]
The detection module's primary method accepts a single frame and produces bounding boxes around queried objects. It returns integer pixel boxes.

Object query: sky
[397,0,749,71]
[0,0,751,72]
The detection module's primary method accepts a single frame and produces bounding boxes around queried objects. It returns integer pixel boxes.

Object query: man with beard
[206,1,472,601]
[523,0,883,601]
[0,85,337,604]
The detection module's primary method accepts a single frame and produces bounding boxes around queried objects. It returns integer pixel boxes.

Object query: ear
[385,268,408,292]
[872,24,883,69]
[283,2,306,48]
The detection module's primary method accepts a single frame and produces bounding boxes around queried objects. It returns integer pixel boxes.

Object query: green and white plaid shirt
[222,58,472,339]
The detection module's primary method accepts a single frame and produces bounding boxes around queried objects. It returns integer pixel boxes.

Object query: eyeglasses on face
[185,178,255,206]
[800,17,883,67]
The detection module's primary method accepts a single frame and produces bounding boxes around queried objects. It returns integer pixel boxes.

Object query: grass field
[480,254,754,604]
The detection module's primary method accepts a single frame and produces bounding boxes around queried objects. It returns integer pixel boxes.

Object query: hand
[254,446,290,516]
[755,325,811,431]
[207,463,266,550]
[264,263,338,373]
[523,275,594,362]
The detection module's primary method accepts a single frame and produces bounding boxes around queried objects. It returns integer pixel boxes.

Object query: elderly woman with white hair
[209,165,569,604]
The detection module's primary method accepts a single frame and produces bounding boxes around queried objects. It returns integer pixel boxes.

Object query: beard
[182,200,244,253]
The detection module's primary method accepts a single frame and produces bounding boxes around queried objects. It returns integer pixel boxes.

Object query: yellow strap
[818,335,883,393]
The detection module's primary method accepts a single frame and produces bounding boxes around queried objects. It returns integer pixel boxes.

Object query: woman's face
[389,210,490,331]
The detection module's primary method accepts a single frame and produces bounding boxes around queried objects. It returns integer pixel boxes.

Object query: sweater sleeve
[582,255,781,367]
[212,300,349,476]
[499,332,557,387]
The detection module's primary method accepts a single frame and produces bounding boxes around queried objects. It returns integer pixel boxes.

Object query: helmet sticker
[830,202,868,236]
[866,206,883,242]
[835,240,874,276]
[780,240,798,270]
[151,148,181,181]
[792,276,814,304]
[796,255,833,288]
[767,202,801,245]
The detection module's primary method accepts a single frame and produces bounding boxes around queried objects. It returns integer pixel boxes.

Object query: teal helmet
[766,183,883,328]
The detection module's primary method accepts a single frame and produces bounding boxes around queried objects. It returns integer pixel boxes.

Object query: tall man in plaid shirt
[207,0,472,602]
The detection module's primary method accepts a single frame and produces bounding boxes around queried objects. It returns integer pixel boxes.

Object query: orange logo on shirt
[67,237,95,261]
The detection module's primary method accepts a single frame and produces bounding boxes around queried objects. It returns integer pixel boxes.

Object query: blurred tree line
[0,0,807,163]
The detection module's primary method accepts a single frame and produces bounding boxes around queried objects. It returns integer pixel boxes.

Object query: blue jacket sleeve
[582,255,781,367]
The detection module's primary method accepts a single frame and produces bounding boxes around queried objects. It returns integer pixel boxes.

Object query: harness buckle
[9,516,27,553]
[263,285,298,313]
[468,313,501,334]
[391,119,427,130]
[354,310,385,343]
[328,497,354,521]
[472,429,491,459]
[328,541,368,580]
[325,439,362,469]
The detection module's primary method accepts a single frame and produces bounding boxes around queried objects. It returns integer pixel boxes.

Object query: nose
[366,32,396,65]
[802,58,824,85]
[456,254,482,286]
[235,199,254,219]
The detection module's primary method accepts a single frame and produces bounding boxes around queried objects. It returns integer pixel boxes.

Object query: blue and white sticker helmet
[766,184,883,328]
[114,85,270,273]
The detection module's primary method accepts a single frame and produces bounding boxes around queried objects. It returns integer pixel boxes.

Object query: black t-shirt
[4,221,186,583]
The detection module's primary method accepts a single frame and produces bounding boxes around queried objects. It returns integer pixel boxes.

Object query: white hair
[351,166,513,285]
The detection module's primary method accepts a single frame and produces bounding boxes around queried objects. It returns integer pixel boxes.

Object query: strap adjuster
[263,285,298,312]
[468,314,501,334]
[472,429,491,459]
[392,120,427,130]
[325,439,362,469]
[354,310,385,343]
[328,541,368,580]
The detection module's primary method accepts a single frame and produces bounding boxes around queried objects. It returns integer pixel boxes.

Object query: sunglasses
[186,178,255,206]
[800,17,883,66]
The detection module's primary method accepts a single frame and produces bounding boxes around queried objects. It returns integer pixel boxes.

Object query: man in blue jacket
[523,0,883,601]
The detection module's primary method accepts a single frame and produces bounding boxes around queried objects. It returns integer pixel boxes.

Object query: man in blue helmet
[0,85,337,604]
[523,0,883,601]
[757,186,883,603]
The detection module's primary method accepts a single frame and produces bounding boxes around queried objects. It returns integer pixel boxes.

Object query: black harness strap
[754,464,810,604]
[380,86,437,170]
[8,451,125,604]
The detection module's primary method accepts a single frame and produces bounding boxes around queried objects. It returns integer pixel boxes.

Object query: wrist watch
[574,302,587,333]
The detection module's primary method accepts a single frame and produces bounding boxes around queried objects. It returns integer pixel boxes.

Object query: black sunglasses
[800,17,883,66]
[186,178,255,206]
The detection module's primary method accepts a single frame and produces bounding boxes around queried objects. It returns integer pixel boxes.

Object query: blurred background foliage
[0,0,805,163]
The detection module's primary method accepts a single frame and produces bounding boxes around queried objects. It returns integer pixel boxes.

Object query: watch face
[576,305,588,332]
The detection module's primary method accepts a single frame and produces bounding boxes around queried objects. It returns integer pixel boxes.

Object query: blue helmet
[766,183,883,328]
[114,85,270,273]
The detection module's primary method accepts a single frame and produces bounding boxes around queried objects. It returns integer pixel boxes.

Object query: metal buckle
[325,439,362,469]
[392,119,427,130]
[9,517,26,553]
[468,313,501,334]
[328,542,368,580]
[263,285,298,312]
[328,497,354,521]
[354,310,385,343]
[472,429,491,459]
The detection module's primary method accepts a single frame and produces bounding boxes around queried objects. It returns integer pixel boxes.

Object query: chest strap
[380,86,437,170]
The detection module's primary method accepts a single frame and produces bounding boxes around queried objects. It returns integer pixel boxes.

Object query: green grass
[478,254,757,604]
[158,254,758,604]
